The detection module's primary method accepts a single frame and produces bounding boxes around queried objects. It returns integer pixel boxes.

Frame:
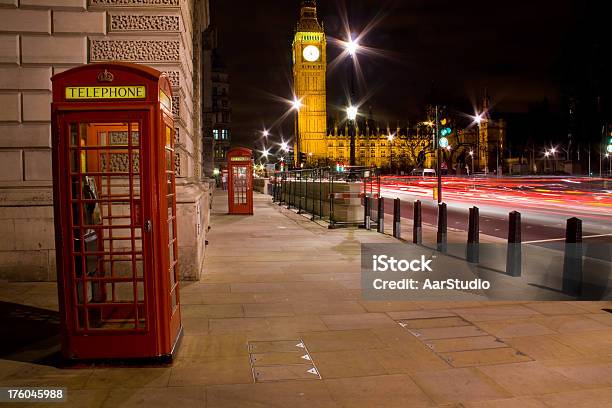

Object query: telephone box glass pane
[164,123,179,314]
[67,121,146,332]
[233,166,247,204]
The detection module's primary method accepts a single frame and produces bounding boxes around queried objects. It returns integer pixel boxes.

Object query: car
[411,168,437,177]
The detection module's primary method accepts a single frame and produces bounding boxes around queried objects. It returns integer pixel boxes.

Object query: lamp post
[291,98,302,168]
[388,133,394,173]
[469,150,475,189]
[347,105,358,168]
[474,113,483,173]
[435,105,442,204]
[345,35,360,168]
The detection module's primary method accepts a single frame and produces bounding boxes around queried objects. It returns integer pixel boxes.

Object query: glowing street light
[263,129,269,138]
[281,141,289,152]
[261,148,269,159]
[387,133,395,141]
[347,105,358,167]
[474,114,483,125]
[291,97,302,111]
[347,105,358,121]
[346,37,359,57]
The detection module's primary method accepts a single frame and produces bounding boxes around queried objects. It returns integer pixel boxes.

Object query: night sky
[211,0,577,147]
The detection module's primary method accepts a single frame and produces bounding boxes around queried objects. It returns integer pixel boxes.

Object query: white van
[410,168,436,178]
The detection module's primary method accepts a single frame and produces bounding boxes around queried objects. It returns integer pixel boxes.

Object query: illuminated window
[213,129,219,140]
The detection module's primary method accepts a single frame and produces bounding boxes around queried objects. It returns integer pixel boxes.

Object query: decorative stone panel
[89,0,179,6]
[174,127,180,145]
[172,96,180,116]
[174,151,181,176]
[163,70,180,87]
[90,39,179,63]
[100,152,139,173]
[109,14,180,32]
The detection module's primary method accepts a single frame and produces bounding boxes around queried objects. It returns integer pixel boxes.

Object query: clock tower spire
[293,0,327,165]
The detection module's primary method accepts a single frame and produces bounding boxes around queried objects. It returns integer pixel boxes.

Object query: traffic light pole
[435,105,442,204]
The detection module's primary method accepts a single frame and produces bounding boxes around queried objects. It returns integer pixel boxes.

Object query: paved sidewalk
[0,191,611,407]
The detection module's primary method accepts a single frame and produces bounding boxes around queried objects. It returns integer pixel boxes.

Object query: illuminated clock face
[303,45,320,62]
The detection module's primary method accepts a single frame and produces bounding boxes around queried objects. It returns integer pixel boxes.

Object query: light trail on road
[380,176,612,220]
[377,176,612,245]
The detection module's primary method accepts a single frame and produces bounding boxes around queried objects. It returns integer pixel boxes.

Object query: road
[377,176,612,259]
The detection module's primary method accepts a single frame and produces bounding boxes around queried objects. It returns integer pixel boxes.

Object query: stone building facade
[0,0,212,281]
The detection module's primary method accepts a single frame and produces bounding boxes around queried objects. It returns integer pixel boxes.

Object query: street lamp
[468,150,476,189]
[263,129,269,138]
[347,105,358,167]
[473,113,483,173]
[344,34,360,169]
[291,97,302,167]
[346,37,359,57]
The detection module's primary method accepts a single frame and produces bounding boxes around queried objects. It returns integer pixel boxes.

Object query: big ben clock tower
[293,0,327,164]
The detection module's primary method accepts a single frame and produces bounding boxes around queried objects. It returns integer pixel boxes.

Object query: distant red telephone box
[51,63,182,361]
[227,147,253,215]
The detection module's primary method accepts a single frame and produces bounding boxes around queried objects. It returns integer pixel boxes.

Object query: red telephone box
[227,147,254,215]
[51,63,182,361]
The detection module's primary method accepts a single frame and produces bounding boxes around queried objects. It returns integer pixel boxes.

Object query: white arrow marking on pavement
[296,342,305,348]
[398,322,407,328]
[301,354,311,361]
[307,367,318,375]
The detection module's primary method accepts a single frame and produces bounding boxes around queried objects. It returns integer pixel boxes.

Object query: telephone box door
[227,148,253,215]
[55,110,157,358]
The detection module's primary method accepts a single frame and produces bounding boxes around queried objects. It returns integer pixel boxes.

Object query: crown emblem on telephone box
[97,70,114,83]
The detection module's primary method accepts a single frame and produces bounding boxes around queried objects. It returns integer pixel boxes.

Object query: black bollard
[466,206,480,263]
[377,197,385,233]
[563,217,583,296]
[413,200,422,244]
[364,196,372,230]
[506,211,522,277]
[393,198,401,239]
[437,202,447,252]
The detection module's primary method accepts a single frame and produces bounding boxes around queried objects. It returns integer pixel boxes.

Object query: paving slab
[253,364,320,382]
[412,367,510,404]
[250,352,312,367]
[476,320,556,338]
[206,381,340,408]
[299,329,386,352]
[425,335,507,353]
[476,361,585,396]
[309,350,388,378]
[320,313,398,330]
[101,386,205,408]
[536,387,612,408]
[323,374,434,408]
[169,356,253,386]
[439,347,531,368]
[504,335,585,361]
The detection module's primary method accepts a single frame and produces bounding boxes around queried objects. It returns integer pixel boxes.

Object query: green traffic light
[439,127,452,137]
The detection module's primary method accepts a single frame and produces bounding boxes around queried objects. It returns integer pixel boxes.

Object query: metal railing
[271,166,380,228]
